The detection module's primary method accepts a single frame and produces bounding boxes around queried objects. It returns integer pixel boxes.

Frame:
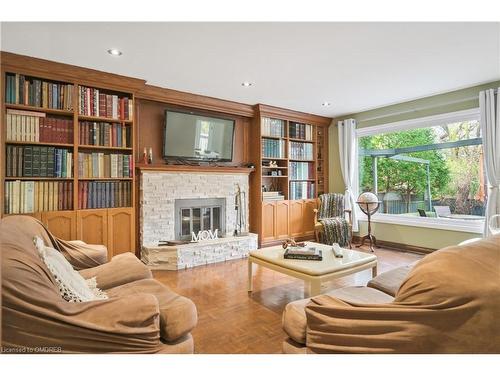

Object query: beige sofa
[282,235,500,353]
[1,215,198,353]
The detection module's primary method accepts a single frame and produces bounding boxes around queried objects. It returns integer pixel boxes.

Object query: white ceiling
[1,22,499,117]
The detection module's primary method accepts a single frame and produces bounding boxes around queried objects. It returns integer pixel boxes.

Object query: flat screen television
[163,110,235,162]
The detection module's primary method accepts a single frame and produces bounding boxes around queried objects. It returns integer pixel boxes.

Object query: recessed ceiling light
[321,102,331,107]
[241,81,253,87]
[107,48,123,56]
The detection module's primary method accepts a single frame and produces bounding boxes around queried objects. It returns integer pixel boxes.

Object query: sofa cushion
[282,286,393,344]
[79,252,153,290]
[368,262,417,296]
[106,278,198,342]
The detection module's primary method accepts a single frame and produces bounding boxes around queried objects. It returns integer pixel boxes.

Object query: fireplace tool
[234,183,247,236]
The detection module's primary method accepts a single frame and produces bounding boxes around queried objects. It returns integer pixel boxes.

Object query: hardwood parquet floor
[153,246,423,354]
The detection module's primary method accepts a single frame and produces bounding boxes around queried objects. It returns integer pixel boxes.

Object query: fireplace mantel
[137,163,255,174]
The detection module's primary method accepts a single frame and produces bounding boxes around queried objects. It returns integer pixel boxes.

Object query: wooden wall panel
[289,200,304,238]
[261,203,276,242]
[303,199,317,237]
[275,201,290,240]
[108,208,135,256]
[136,99,250,166]
[76,209,108,249]
[41,211,77,241]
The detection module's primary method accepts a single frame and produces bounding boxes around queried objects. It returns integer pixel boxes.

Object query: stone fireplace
[139,170,256,270]
[140,171,250,246]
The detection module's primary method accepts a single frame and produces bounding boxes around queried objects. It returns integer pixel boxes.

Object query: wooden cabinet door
[76,209,108,248]
[303,199,317,237]
[41,211,76,241]
[274,201,290,240]
[289,200,304,238]
[261,202,276,242]
[107,208,135,256]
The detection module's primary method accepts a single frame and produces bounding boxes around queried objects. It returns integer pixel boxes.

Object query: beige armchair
[1,215,197,353]
[282,235,500,353]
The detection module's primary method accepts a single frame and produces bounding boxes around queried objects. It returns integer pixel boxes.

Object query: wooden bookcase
[249,104,330,247]
[1,65,137,258]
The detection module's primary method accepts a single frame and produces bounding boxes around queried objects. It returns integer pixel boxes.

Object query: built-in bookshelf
[258,117,319,202]
[249,104,330,246]
[2,71,135,215]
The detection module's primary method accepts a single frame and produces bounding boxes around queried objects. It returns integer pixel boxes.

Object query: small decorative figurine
[148,147,153,164]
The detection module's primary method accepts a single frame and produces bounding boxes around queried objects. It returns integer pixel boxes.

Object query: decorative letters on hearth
[191,229,219,242]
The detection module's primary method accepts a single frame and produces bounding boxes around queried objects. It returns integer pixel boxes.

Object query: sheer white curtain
[479,88,500,236]
[338,119,358,232]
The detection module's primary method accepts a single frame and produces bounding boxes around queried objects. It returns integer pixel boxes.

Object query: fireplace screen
[175,198,226,240]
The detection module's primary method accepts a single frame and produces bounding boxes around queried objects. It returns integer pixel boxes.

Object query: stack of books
[6,109,73,144]
[4,180,73,214]
[284,246,323,261]
[5,73,73,110]
[262,191,285,201]
[289,122,313,140]
[78,86,133,121]
[79,121,131,148]
[78,152,133,178]
[6,145,73,178]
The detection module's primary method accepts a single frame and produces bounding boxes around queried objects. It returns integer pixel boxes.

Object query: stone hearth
[141,234,258,270]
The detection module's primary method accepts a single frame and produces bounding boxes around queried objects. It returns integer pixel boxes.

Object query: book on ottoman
[284,246,323,261]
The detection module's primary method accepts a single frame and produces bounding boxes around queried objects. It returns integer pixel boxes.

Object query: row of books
[5,109,73,144]
[79,86,133,120]
[78,181,132,209]
[6,146,73,178]
[261,117,285,137]
[289,161,315,180]
[289,141,314,160]
[78,153,133,178]
[262,139,285,159]
[79,121,132,148]
[4,180,73,214]
[5,73,74,110]
[262,191,285,201]
[289,122,313,141]
[290,181,315,200]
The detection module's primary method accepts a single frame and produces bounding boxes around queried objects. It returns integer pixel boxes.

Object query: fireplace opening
[175,198,226,240]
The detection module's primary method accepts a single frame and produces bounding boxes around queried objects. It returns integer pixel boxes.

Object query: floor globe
[357,192,379,215]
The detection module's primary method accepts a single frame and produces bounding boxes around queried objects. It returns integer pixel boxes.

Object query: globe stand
[356,201,380,253]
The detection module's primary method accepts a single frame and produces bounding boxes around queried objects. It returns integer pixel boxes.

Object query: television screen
[163,110,235,161]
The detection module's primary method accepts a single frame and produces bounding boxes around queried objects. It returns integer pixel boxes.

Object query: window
[356,109,486,232]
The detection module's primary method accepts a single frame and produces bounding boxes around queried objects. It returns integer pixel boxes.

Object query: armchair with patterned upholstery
[313,193,352,248]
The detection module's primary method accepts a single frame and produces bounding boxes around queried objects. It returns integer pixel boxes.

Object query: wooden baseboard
[352,236,435,254]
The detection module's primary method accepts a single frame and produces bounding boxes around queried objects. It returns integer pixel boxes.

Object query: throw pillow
[34,236,108,302]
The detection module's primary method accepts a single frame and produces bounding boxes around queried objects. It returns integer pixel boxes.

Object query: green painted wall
[328,81,500,249]
[357,221,479,250]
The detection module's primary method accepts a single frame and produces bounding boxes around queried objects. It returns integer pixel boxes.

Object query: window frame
[355,108,484,234]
